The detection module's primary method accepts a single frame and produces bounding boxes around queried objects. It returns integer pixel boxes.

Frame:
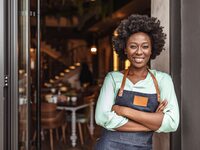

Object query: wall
[151,0,170,73]
[151,0,170,150]
[181,0,200,149]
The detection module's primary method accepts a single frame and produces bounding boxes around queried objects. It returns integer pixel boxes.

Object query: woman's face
[126,32,152,69]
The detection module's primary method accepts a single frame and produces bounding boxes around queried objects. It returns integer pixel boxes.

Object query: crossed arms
[112,100,168,132]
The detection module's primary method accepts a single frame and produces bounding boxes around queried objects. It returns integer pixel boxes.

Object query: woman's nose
[136,47,143,54]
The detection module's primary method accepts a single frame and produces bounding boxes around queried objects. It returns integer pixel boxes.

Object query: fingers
[112,105,124,116]
[156,100,168,112]
[112,105,119,111]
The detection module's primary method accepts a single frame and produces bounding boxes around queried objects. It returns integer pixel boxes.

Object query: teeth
[134,58,144,63]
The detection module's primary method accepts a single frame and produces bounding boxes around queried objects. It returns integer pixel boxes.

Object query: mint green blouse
[95,69,179,133]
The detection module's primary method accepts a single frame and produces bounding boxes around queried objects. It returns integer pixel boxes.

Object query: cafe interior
[19,0,151,150]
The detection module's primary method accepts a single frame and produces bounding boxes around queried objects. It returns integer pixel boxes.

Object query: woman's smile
[132,57,145,63]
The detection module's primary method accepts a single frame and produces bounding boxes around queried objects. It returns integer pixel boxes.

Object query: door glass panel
[18,0,31,149]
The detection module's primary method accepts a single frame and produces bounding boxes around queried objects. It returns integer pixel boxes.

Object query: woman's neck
[128,66,148,77]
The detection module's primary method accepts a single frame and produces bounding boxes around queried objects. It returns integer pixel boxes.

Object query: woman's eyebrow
[128,41,149,44]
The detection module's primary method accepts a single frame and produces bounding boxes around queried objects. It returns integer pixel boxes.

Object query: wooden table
[57,101,95,147]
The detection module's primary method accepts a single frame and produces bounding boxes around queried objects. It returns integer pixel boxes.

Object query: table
[57,102,95,147]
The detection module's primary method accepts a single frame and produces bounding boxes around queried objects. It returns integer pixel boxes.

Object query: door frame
[8,0,19,149]
[170,0,181,150]
[0,0,6,149]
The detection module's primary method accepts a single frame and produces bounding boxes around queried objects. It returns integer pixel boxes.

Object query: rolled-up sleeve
[95,73,128,130]
[156,74,180,133]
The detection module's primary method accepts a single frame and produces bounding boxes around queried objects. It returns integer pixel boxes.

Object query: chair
[32,103,67,150]
[76,94,96,145]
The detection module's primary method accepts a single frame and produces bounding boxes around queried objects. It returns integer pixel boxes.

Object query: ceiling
[31,0,150,40]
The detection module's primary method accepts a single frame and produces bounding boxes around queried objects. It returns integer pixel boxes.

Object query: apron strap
[118,69,129,96]
[118,67,161,102]
[148,70,161,102]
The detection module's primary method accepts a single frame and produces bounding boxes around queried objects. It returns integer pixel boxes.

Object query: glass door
[18,0,32,149]
[18,0,41,149]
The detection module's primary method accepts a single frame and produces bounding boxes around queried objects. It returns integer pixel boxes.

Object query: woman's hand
[112,105,129,116]
[156,100,168,112]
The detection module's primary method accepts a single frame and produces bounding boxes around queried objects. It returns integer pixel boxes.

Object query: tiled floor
[40,125,102,150]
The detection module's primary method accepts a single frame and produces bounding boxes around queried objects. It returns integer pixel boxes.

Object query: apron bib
[95,68,160,150]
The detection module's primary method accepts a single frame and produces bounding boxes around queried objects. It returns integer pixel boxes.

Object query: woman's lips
[133,57,144,63]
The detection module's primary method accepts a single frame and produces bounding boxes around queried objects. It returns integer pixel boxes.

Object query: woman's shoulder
[106,70,123,77]
[105,71,124,82]
[149,69,172,83]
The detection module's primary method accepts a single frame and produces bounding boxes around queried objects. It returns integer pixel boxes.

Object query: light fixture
[90,45,97,54]
[30,48,35,53]
[60,86,68,92]
[90,35,97,54]
[69,65,76,70]
[49,79,54,83]
[64,69,70,73]
[75,62,80,66]
[113,30,119,37]
[19,69,25,74]
[60,72,65,76]
[55,76,60,80]
[44,83,52,87]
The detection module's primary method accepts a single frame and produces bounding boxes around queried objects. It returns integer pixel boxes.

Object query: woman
[95,14,179,150]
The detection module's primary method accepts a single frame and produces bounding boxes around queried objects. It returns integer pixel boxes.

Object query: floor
[40,124,102,150]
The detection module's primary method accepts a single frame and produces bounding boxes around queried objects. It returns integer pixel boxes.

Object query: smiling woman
[94,14,179,150]
[125,32,152,71]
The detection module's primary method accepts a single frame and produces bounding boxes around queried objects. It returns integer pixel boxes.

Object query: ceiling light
[49,79,54,83]
[64,69,70,73]
[75,62,80,66]
[60,72,65,76]
[113,30,119,37]
[55,76,60,80]
[91,46,97,54]
[69,65,76,70]
[30,48,35,53]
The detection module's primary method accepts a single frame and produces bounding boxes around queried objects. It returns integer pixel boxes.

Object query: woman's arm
[115,120,152,132]
[113,100,168,131]
[95,73,129,130]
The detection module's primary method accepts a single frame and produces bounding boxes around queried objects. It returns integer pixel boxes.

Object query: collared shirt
[95,69,179,133]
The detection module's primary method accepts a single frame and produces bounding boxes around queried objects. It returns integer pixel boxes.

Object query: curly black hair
[112,14,166,60]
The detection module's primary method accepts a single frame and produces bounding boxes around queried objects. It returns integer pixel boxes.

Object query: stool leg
[78,123,84,145]
[62,124,66,144]
[87,124,94,140]
[56,129,59,141]
[49,129,54,150]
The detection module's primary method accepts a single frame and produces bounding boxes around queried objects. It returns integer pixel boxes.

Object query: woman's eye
[143,45,149,49]
[130,45,137,49]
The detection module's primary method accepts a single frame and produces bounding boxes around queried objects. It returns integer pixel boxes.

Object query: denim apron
[95,68,160,150]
